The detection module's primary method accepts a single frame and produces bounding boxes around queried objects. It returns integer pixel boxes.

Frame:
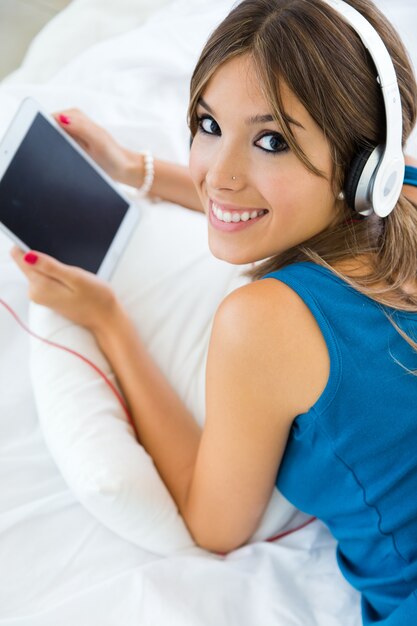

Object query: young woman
[10,0,417,623]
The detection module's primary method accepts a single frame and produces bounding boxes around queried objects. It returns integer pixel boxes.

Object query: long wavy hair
[188,0,417,364]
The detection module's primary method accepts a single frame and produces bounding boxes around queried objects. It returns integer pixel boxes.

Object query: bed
[0,1,415,624]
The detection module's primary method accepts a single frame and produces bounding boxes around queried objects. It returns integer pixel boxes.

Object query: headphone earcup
[345,147,374,212]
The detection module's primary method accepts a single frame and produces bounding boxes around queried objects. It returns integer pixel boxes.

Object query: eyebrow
[197,96,305,129]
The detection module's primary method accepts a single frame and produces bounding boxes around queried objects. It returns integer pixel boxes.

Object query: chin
[207,239,264,266]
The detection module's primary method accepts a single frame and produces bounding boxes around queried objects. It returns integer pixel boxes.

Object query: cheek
[261,170,300,215]
[272,165,320,199]
[264,168,336,232]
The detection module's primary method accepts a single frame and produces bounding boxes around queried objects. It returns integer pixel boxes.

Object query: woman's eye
[256,133,289,154]
[197,115,220,136]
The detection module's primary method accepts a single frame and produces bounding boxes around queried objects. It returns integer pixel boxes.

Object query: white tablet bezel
[0,97,141,281]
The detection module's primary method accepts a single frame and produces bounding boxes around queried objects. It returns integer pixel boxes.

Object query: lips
[211,200,268,223]
[210,198,268,215]
[208,199,269,232]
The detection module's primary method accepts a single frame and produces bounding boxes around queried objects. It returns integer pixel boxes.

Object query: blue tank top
[261,262,417,626]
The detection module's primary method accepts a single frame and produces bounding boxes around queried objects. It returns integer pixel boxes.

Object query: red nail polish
[59,114,71,125]
[24,252,38,265]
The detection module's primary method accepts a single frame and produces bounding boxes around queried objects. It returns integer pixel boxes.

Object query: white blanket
[1,0,414,622]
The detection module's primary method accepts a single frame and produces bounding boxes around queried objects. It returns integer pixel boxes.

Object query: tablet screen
[0,113,131,273]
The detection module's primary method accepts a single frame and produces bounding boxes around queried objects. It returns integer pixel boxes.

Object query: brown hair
[188,0,417,365]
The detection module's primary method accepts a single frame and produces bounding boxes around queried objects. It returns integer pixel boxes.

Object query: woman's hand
[53,107,204,211]
[10,246,118,333]
[53,108,141,186]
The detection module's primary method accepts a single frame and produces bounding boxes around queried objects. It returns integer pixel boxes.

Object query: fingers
[9,244,116,326]
[27,271,62,305]
[51,107,93,149]
[51,107,88,126]
[9,246,70,308]
[9,246,80,288]
[9,246,32,279]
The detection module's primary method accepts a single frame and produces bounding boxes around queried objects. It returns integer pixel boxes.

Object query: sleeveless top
[261,262,417,626]
[404,165,417,187]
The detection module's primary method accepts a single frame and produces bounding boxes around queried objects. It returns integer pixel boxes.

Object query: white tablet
[0,97,140,280]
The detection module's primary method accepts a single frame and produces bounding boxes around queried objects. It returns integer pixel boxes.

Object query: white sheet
[1,0,413,622]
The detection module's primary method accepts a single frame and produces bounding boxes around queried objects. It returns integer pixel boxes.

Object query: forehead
[201,53,308,125]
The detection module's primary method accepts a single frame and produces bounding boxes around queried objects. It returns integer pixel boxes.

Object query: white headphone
[321,0,405,218]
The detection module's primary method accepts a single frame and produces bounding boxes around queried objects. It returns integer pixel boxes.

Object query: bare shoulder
[213,277,331,415]
[189,277,331,551]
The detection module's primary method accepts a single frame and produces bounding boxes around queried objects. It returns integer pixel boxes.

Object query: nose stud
[232,176,237,181]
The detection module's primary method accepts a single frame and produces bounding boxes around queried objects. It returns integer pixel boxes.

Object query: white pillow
[29,198,304,555]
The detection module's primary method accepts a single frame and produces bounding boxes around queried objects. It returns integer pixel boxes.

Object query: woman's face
[189,54,341,265]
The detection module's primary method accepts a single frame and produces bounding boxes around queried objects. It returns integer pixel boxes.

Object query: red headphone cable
[0,297,136,433]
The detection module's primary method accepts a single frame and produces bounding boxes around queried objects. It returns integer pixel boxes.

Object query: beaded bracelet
[137,150,155,197]
[404,165,417,188]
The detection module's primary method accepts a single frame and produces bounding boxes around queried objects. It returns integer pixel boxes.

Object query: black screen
[0,114,131,273]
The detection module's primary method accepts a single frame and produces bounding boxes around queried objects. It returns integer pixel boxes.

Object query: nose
[205,141,246,192]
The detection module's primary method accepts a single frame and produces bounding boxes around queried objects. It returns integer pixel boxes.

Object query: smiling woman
[9,1,417,625]
[187,1,417,295]
[189,55,338,264]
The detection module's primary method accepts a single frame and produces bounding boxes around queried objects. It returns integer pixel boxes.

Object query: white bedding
[0,0,414,623]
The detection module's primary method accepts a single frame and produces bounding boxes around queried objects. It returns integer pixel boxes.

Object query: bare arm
[122,150,203,213]
[10,224,330,553]
[92,279,330,553]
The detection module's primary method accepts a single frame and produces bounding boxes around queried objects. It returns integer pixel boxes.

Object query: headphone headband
[321,0,405,217]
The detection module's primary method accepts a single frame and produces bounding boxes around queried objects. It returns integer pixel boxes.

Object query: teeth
[212,203,266,223]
